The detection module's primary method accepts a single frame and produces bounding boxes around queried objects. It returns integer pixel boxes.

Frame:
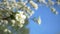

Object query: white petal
[4,29,8,32]
[11,20,15,24]
[18,24,23,28]
[20,19,25,24]
[55,11,58,15]
[20,14,26,19]
[37,16,41,25]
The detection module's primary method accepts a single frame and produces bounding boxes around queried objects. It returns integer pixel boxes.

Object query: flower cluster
[0,0,41,34]
[15,11,26,27]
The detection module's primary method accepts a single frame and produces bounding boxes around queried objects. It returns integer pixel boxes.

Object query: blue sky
[28,3,60,34]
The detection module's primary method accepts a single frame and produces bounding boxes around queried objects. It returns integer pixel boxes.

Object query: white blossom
[51,7,58,15]
[33,16,41,25]
[4,20,8,24]
[15,11,26,21]
[4,29,8,32]
[11,20,16,26]
[4,29,11,33]
[30,11,34,16]
[8,7,11,9]
[30,1,38,10]
[19,19,25,24]
[11,20,15,24]
[55,11,58,15]
[15,11,26,26]
[37,16,41,25]
[8,30,11,33]
[51,7,56,12]
[18,24,23,28]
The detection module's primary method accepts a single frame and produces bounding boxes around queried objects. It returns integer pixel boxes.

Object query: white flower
[20,24,23,27]
[55,11,58,15]
[8,30,11,33]
[11,20,16,26]
[31,11,34,15]
[19,11,26,19]
[15,14,21,21]
[8,7,11,9]
[15,11,26,21]
[18,24,23,28]
[11,20,15,24]
[51,7,58,15]
[37,16,41,25]
[0,20,3,23]
[51,7,56,12]
[30,11,34,16]
[4,20,8,24]
[4,29,11,33]
[33,16,41,25]
[15,11,26,28]
[4,29,8,32]
[30,1,38,10]
[20,19,25,24]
